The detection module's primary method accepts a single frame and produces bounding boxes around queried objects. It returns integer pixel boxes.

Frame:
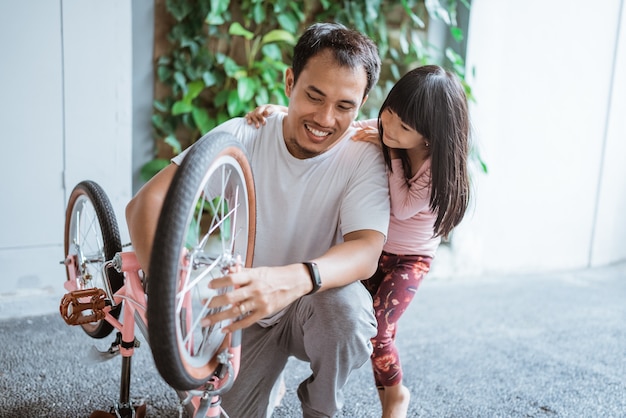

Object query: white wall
[0,1,624,318]
[590,0,626,266]
[436,0,626,278]
[0,0,142,318]
[62,0,133,238]
[132,0,157,194]
[0,0,66,313]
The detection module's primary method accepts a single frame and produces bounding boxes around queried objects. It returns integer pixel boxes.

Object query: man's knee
[309,282,376,341]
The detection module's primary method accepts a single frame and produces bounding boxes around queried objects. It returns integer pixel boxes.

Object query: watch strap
[302,261,321,295]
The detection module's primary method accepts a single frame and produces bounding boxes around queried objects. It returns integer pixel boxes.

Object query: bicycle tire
[148,132,256,391]
[64,180,124,339]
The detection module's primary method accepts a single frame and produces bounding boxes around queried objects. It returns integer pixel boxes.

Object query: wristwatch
[302,261,322,295]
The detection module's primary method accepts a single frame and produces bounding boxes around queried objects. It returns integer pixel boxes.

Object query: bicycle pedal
[59,288,108,326]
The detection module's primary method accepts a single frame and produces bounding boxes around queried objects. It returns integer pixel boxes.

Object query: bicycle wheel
[64,180,124,339]
[148,132,256,391]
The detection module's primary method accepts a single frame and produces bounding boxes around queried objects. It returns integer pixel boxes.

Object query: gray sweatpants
[220,281,377,417]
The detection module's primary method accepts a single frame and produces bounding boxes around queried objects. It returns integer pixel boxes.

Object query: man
[126,22,389,417]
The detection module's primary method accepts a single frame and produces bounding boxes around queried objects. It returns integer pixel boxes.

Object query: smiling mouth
[305,124,331,139]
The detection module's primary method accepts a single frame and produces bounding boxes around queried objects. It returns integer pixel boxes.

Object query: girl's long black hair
[378,65,470,238]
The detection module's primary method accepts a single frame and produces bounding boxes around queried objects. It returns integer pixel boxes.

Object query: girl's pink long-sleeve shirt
[384,158,440,257]
[351,118,440,257]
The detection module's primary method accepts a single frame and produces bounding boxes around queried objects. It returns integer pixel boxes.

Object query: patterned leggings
[362,251,432,388]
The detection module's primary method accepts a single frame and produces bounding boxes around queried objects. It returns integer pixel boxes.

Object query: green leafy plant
[144,0,483,181]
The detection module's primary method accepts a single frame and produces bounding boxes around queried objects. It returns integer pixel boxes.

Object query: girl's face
[380,108,428,150]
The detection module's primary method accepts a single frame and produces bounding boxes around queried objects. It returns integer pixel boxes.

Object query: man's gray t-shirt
[173,113,390,324]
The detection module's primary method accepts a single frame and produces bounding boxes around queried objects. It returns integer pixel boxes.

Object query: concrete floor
[1,261,625,417]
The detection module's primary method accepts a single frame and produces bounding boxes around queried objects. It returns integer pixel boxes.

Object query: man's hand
[201,263,311,333]
[202,229,385,333]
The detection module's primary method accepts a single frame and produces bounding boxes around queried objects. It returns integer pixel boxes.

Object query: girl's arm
[388,159,432,220]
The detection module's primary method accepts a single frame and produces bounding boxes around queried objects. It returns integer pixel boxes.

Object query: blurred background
[1,0,624,319]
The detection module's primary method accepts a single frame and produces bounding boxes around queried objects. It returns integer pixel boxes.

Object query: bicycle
[60,132,256,418]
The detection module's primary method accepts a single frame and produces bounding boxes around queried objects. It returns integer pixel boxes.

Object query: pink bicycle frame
[61,250,241,418]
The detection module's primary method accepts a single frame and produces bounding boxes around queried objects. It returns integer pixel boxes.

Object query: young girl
[246,64,471,418]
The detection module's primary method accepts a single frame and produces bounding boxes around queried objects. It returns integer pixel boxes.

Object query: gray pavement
[1,261,625,417]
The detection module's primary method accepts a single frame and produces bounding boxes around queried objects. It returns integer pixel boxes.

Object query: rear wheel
[148,132,256,391]
[64,180,124,339]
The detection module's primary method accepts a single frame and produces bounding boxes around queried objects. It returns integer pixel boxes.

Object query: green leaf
[157,66,172,82]
[206,14,224,25]
[153,100,168,113]
[192,105,214,134]
[261,29,296,46]
[215,52,227,65]
[276,14,298,34]
[254,88,269,107]
[450,26,464,43]
[237,77,257,102]
[261,43,283,61]
[173,71,187,91]
[252,2,265,23]
[172,100,193,115]
[399,33,409,55]
[390,63,400,80]
[206,0,230,25]
[288,2,305,21]
[400,0,425,28]
[223,56,242,77]
[184,80,205,102]
[151,114,164,131]
[274,90,289,106]
[233,69,248,80]
[164,134,182,154]
[185,66,200,82]
[181,112,193,128]
[229,22,254,40]
[227,89,240,116]
[389,47,399,61]
[166,0,192,22]
[202,70,218,87]
[445,48,465,69]
[365,0,380,20]
[425,0,452,25]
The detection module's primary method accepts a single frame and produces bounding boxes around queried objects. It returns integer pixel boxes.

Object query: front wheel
[148,132,256,391]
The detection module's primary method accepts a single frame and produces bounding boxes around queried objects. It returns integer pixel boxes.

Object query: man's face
[282,49,369,159]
